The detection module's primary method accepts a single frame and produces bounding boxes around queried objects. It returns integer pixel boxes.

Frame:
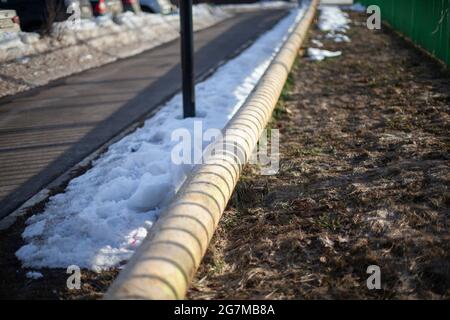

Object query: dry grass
[188,12,450,300]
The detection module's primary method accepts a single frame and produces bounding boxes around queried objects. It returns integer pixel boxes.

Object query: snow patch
[318,5,351,43]
[307,48,342,61]
[16,8,307,272]
[22,219,46,239]
[318,5,350,33]
[307,5,350,62]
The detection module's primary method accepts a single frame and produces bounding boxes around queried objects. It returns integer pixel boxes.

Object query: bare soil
[188,12,450,300]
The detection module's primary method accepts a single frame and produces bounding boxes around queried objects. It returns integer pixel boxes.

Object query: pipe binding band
[105,0,319,300]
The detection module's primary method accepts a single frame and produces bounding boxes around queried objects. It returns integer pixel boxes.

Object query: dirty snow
[16,8,307,272]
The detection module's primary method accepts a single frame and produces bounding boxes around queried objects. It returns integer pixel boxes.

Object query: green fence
[357,0,450,66]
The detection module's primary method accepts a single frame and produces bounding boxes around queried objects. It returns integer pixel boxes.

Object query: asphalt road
[0,9,288,220]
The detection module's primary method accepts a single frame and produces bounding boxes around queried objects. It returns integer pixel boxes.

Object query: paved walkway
[0,10,288,219]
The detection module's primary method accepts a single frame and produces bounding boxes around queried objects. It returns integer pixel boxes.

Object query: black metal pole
[180,0,195,118]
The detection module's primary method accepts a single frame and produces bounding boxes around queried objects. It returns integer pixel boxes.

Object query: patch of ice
[16,8,307,271]
[307,48,342,61]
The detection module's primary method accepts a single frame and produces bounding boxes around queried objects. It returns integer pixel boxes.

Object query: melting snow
[318,5,351,43]
[16,8,307,272]
[308,5,350,61]
[307,48,342,61]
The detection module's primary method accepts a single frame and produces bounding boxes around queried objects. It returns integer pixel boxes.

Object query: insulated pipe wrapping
[105,0,319,300]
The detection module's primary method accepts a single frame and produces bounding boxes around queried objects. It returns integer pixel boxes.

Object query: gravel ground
[188,11,450,300]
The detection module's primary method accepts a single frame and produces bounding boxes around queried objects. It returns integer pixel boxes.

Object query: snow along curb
[15,7,304,272]
[105,0,319,300]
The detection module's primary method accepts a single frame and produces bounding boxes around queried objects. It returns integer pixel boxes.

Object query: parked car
[0,0,93,32]
[0,9,21,32]
[90,0,123,16]
[139,0,174,14]
[121,0,141,14]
